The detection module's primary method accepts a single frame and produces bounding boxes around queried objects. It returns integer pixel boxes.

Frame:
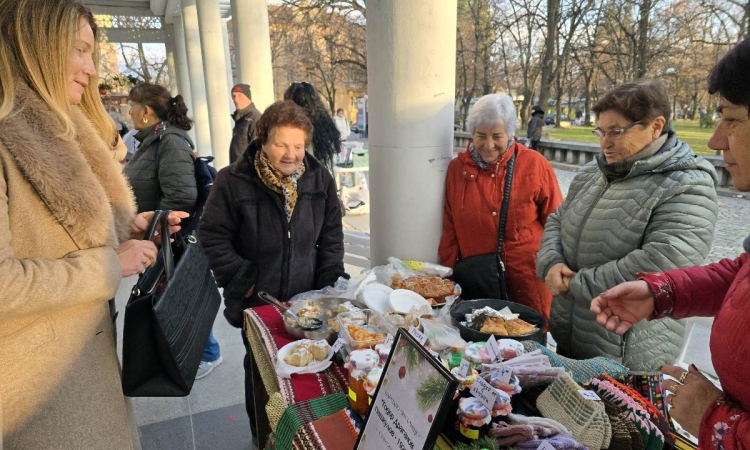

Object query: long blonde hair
[0,0,117,144]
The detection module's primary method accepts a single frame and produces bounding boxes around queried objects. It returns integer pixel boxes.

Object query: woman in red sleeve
[438,93,562,319]
[590,37,750,450]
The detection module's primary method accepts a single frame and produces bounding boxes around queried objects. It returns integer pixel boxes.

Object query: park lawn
[547,120,716,155]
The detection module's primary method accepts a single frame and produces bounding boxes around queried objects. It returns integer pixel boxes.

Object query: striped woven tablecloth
[244,306,349,434]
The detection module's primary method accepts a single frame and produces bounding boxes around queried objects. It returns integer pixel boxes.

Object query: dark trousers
[529,139,540,150]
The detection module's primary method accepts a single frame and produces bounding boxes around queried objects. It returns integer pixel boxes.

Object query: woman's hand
[662,364,723,436]
[116,239,158,277]
[545,262,576,295]
[590,280,655,334]
[130,211,190,243]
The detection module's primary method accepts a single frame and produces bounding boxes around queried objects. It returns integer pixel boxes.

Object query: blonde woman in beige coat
[0,1,187,448]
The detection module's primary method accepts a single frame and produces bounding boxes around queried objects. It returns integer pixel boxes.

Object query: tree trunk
[537,0,560,110]
[636,0,652,78]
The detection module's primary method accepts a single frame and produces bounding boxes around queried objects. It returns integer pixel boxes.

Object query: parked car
[351,124,361,134]
[544,114,571,125]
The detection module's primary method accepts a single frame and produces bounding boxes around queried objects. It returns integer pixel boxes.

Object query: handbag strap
[496,149,518,267]
[141,210,174,280]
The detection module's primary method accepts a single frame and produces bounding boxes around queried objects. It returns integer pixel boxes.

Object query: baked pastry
[479,317,509,335]
[347,325,384,347]
[391,275,456,304]
[504,318,536,336]
[310,340,331,361]
[336,301,361,314]
[284,343,314,367]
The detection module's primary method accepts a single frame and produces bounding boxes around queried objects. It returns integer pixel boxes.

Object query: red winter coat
[438,141,563,319]
[644,253,750,449]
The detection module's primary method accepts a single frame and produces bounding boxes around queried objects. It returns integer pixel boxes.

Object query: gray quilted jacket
[537,134,719,373]
[123,122,197,214]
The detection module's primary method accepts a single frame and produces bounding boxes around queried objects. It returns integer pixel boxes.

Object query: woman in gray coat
[537,81,719,377]
[123,83,197,219]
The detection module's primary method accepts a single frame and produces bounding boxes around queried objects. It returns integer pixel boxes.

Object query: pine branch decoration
[404,344,422,371]
[415,374,447,411]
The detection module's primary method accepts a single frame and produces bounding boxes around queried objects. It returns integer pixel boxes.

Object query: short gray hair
[467,94,517,137]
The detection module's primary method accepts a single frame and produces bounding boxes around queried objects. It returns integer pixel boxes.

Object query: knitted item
[537,374,612,449]
[623,374,672,439]
[522,341,628,383]
[589,377,666,450]
[488,422,535,446]
[515,433,590,450]
[604,399,644,450]
[507,413,572,436]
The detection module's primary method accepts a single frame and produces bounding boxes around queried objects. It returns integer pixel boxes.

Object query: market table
[244,305,457,450]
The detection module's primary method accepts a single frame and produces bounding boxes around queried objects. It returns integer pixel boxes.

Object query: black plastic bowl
[450,299,547,345]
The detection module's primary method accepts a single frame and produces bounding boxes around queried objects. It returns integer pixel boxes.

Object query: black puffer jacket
[123,122,197,213]
[230,104,262,164]
[199,140,348,327]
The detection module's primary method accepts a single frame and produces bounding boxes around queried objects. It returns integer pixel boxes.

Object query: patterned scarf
[470,138,515,170]
[255,150,306,222]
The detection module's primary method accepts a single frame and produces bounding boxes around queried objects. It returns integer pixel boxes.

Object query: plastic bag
[289,273,378,306]
[367,257,454,286]
[419,317,467,352]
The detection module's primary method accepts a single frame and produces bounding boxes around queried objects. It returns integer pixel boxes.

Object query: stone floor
[122,167,746,448]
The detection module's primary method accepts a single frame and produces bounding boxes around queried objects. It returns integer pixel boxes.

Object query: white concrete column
[172,17,196,143]
[164,24,179,96]
[222,19,236,113]
[367,0,458,265]
[196,0,233,169]
[181,0,213,157]
[231,0,275,111]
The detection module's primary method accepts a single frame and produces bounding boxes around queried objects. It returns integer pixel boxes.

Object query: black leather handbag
[122,210,222,397]
[451,150,517,301]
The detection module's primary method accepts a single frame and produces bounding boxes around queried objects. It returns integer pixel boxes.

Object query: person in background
[124,83,197,218]
[526,105,545,150]
[537,80,719,384]
[284,82,340,171]
[590,37,750,450]
[333,107,351,166]
[109,104,128,137]
[439,94,562,319]
[199,100,348,433]
[230,83,261,164]
[124,83,221,379]
[0,1,186,447]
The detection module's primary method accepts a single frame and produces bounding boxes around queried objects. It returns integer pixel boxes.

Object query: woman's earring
[142,117,148,124]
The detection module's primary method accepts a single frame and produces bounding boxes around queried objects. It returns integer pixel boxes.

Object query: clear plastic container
[338,309,394,350]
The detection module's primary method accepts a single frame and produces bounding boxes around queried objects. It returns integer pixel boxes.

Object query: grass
[548,120,718,155]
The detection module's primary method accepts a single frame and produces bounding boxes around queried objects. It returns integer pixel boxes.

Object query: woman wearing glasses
[537,81,719,377]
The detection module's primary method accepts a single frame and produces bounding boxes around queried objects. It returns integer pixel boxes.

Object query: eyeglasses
[592,120,642,139]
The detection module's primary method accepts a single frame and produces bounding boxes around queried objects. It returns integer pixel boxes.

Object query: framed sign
[354,328,458,450]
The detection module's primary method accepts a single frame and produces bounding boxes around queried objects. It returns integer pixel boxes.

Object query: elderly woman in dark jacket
[123,83,197,221]
[199,100,347,428]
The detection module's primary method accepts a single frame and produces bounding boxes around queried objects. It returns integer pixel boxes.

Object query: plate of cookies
[275,339,334,378]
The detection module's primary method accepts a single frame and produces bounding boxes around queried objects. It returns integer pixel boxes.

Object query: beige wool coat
[0,85,140,449]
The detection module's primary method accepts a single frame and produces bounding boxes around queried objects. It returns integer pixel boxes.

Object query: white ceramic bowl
[389,289,431,314]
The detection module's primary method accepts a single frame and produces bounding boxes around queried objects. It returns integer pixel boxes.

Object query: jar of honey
[345,349,379,417]
[455,397,491,442]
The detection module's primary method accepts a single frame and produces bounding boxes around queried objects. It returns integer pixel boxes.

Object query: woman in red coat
[591,38,750,449]
[439,94,563,319]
